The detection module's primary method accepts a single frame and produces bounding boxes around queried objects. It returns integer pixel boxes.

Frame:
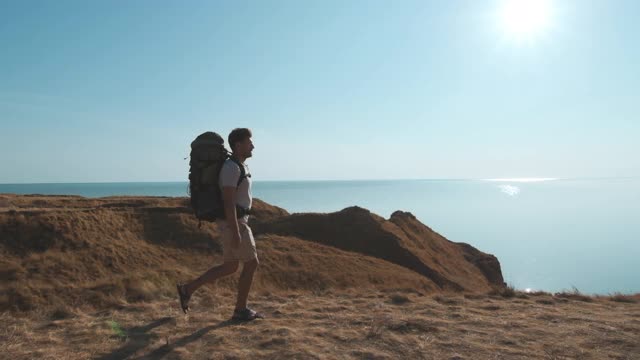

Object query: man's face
[236,137,254,158]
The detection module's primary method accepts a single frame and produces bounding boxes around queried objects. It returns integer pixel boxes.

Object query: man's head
[228,128,254,159]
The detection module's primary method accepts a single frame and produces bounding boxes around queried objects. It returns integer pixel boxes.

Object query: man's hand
[232,230,241,249]
[222,185,241,249]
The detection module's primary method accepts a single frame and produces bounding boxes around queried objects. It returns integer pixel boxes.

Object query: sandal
[176,283,191,314]
[232,307,265,321]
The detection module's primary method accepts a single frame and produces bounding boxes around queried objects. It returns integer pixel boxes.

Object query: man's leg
[235,258,258,311]
[184,260,239,297]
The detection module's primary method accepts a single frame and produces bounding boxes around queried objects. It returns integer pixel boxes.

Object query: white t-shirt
[218,158,252,223]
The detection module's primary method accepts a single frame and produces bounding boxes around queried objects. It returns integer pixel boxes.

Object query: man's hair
[228,128,252,151]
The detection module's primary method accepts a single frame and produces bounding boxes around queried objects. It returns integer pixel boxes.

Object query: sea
[2,178,639,295]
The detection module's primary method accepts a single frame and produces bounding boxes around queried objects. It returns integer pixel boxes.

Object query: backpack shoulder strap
[229,157,247,187]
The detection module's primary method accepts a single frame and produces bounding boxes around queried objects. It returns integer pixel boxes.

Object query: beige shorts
[219,222,257,263]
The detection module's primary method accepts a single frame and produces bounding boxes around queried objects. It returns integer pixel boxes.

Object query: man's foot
[176,283,191,314]
[232,307,264,321]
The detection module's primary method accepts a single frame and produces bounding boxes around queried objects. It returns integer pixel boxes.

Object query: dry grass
[601,293,640,304]
[0,195,499,313]
[489,283,517,299]
[2,290,639,359]
[554,287,594,303]
[2,195,639,359]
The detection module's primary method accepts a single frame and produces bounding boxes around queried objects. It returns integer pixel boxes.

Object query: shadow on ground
[97,317,238,360]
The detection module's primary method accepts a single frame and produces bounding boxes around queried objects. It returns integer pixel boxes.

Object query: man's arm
[222,185,241,248]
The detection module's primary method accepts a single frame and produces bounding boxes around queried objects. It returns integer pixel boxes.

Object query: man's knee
[244,257,259,271]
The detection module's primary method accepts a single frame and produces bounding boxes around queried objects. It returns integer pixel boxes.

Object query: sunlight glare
[498,0,554,43]
[484,178,558,183]
[499,184,521,196]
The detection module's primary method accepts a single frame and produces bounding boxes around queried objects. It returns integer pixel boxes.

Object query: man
[177,128,263,321]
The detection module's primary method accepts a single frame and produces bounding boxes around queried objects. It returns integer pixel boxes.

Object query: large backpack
[188,131,247,224]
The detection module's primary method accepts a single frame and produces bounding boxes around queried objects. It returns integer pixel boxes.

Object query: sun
[497,0,554,43]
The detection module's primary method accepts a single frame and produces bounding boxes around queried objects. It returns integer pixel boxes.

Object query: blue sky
[1,0,638,182]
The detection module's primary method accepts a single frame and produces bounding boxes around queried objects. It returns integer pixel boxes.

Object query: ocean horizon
[2,177,639,295]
